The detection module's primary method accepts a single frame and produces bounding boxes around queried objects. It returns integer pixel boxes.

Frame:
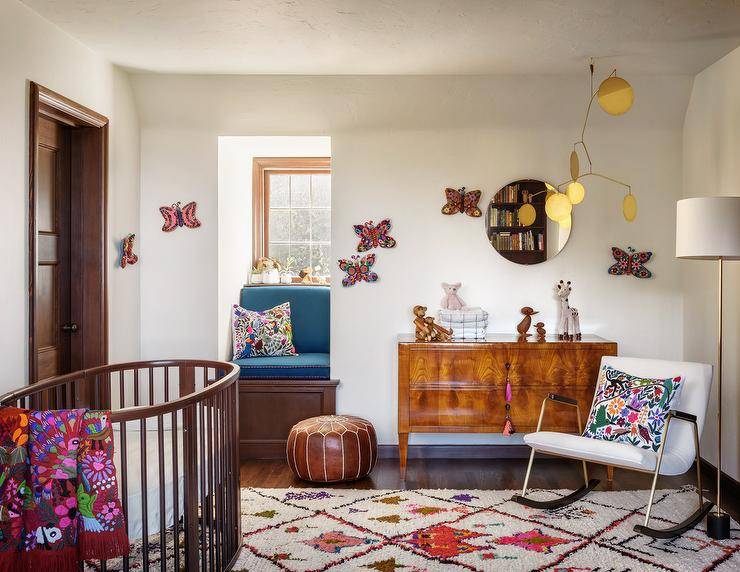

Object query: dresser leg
[398,433,409,480]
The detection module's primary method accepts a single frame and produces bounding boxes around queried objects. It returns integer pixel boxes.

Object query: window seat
[235,352,330,379]
[232,285,330,380]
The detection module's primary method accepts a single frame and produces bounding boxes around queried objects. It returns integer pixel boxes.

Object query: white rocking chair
[513,356,714,539]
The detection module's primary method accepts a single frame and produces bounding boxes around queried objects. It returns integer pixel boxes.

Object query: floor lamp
[676,196,740,540]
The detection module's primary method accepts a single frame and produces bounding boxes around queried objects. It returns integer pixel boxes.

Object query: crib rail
[0,360,241,571]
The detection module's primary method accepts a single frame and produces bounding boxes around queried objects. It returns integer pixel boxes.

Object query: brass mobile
[518,60,636,229]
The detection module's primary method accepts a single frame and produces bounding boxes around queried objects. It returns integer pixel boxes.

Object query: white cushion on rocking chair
[524,431,658,472]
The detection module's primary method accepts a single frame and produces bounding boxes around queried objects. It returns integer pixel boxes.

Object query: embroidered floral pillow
[582,366,682,452]
[232,302,297,359]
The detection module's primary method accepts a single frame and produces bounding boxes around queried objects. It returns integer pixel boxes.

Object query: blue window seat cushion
[235,352,330,380]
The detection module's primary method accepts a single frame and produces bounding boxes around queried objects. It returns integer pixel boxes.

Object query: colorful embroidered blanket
[0,407,129,571]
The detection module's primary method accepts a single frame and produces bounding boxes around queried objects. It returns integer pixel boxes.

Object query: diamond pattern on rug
[243,511,384,571]
[336,490,476,536]
[235,488,740,572]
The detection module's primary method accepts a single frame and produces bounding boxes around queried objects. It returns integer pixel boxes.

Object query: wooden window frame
[252,157,331,266]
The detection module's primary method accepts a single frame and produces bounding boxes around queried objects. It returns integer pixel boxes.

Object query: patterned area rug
[235,486,739,571]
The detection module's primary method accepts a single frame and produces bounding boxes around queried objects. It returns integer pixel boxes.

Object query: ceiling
[22,0,740,75]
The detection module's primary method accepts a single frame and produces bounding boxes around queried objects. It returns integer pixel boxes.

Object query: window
[253,157,331,277]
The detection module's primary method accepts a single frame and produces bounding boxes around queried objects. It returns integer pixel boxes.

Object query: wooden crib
[0,359,241,571]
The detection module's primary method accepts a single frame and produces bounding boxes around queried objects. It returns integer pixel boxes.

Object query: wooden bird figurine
[516,307,538,338]
[535,322,546,341]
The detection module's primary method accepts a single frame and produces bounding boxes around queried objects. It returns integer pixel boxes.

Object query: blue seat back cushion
[239,286,329,354]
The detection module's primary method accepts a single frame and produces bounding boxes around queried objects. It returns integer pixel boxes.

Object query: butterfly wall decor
[608,246,653,279]
[441,187,482,217]
[119,233,138,268]
[159,201,201,232]
[337,253,378,287]
[353,219,396,252]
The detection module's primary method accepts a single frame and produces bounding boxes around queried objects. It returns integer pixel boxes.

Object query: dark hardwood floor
[241,457,739,521]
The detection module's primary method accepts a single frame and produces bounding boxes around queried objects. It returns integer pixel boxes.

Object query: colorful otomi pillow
[582,366,683,452]
[232,302,297,359]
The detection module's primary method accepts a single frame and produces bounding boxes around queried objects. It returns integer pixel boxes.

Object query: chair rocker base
[633,500,714,539]
[512,479,601,509]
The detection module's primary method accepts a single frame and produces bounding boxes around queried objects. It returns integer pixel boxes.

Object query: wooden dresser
[397,334,617,477]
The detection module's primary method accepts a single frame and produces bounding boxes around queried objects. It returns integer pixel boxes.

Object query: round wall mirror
[486,179,571,265]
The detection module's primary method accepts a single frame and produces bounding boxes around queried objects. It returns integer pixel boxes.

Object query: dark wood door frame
[28,82,109,384]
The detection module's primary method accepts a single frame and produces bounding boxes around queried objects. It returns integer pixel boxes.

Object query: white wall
[682,45,740,481]
[0,0,140,394]
[217,136,331,360]
[131,73,692,445]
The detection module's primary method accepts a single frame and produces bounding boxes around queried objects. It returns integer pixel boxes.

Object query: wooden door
[29,83,109,387]
[34,117,73,381]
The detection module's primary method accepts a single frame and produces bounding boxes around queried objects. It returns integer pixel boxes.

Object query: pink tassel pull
[502,403,516,436]
[503,417,515,436]
[505,381,512,402]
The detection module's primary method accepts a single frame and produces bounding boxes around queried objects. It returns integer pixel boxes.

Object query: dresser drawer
[407,383,592,432]
[407,347,507,386]
[508,346,605,387]
[409,385,499,429]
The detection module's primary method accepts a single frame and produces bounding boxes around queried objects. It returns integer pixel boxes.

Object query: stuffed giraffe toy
[556,280,581,341]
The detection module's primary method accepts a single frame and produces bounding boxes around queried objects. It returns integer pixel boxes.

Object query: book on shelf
[489,206,523,227]
[495,183,524,204]
[490,229,544,251]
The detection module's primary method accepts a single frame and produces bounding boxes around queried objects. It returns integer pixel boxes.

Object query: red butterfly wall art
[353,219,397,252]
[120,233,138,268]
[159,201,201,232]
[441,187,482,217]
[337,253,378,287]
[608,246,653,279]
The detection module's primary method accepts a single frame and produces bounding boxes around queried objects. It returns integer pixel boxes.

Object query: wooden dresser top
[398,333,616,349]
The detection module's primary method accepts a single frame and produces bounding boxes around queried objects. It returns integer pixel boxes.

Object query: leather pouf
[286,415,377,483]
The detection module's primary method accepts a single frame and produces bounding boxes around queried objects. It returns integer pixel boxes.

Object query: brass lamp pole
[676,196,740,540]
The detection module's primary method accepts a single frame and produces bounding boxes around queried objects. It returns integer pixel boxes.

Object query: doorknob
[61,323,79,333]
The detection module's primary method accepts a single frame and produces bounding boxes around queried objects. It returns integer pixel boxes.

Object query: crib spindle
[157,412,166,572]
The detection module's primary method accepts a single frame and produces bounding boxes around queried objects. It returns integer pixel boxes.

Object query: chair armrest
[669,410,697,423]
[548,393,578,406]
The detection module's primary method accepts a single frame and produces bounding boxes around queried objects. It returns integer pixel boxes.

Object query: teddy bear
[440,282,467,310]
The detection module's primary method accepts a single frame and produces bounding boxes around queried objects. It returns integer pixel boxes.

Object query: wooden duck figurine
[516,306,538,338]
[535,322,546,341]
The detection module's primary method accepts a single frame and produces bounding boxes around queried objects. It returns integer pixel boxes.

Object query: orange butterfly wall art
[441,187,482,217]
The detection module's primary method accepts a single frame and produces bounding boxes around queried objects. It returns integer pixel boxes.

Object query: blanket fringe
[0,553,19,572]
[23,547,78,572]
[79,530,130,561]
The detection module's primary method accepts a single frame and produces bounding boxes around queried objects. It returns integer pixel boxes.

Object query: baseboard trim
[700,457,740,498]
[378,444,531,460]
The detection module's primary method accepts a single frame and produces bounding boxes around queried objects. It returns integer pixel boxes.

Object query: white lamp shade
[676,197,740,260]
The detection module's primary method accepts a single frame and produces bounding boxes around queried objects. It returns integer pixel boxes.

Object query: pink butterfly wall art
[608,246,653,278]
[441,187,482,217]
[337,253,378,287]
[159,201,201,232]
[353,219,397,252]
